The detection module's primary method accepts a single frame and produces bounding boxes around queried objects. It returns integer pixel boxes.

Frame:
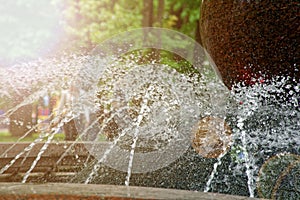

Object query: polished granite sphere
[200,0,299,88]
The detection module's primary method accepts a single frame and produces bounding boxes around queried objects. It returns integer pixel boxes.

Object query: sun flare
[0,0,62,66]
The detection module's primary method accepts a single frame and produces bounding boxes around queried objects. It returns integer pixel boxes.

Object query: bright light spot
[0,0,62,66]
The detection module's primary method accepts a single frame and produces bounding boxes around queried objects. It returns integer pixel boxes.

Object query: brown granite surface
[0,183,265,200]
[200,0,299,88]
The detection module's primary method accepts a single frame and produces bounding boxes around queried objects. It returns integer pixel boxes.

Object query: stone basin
[0,183,264,200]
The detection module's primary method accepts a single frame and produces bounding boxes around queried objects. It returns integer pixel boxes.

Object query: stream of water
[0,28,299,198]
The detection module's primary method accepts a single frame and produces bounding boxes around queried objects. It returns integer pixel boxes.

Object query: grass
[0,129,107,142]
[0,129,65,142]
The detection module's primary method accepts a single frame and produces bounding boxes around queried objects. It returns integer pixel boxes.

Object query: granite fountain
[0,1,299,199]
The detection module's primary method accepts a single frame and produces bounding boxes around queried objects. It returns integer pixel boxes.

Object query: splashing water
[72,28,224,182]
[22,124,62,183]
[225,76,300,197]
[0,28,299,199]
[78,64,206,173]
[0,54,96,180]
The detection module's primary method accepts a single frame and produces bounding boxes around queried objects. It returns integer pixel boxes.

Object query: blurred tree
[7,90,34,137]
[143,0,154,27]
[54,0,202,52]
[167,0,202,43]
[157,0,164,27]
[9,105,33,137]
[55,0,143,51]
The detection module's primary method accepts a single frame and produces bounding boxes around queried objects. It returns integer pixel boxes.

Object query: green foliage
[55,0,143,51]
[52,0,203,76]
[166,0,202,38]
[0,130,65,142]
[54,0,202,52]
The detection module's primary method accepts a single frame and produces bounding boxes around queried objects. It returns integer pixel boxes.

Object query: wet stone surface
[71,76,300,198]
[72,148,251,197]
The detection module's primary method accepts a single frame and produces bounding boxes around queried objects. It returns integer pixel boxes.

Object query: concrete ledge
[0,183,265,200]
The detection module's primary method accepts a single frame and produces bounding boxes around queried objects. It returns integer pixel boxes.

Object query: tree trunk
[9,104,33,137]
[157,0,164,27]
[142,0,153,27]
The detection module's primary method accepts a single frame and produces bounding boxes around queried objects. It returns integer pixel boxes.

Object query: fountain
[200,0,299,89]
[0,1,299,198]
[200,1,299,198]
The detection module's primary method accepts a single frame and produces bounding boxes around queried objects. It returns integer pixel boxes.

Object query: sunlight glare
[0,0,62,66]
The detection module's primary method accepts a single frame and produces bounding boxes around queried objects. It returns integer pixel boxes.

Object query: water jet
[0,6,298,197]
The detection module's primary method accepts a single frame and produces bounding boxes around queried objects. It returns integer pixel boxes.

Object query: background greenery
[54,0,202,53]
[0,0,203,141]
